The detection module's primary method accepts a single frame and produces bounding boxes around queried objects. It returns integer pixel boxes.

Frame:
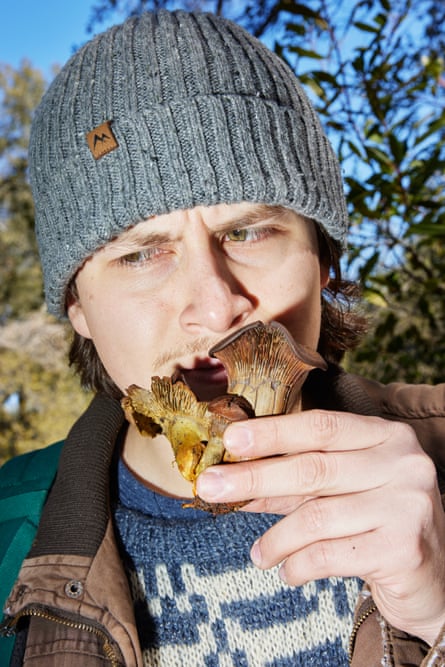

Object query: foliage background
[1,0,444,463]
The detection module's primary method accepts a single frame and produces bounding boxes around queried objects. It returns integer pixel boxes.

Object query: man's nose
[179,254,254,334]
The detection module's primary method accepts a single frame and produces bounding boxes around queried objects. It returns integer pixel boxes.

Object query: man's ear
[320,259,330,290]
[313,222,332,291]
[67,298,92,340]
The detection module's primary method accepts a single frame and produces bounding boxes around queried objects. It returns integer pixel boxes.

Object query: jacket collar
[29,393,125,559]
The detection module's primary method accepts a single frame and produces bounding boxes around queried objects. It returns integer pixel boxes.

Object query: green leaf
[347,141,364,158]
[365,145,393,168]
[288,45,323,59]
[388,133,407,163]
[362,289,388,308]
[309,70,339,86]
[353,21,380,34]
[282,3,325,22]
[405,222,445,237]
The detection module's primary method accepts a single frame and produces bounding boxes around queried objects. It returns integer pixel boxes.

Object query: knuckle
[383,420,423,454]
[300,499,327,536]
[310,540,334,573]
[243,461,260,497]
[388,420,418,449]
[388,491,435,571]
[414,454,437,490]
[263,497,278,513]
[401,450,437,491]
[402,531,426,571]
[384,420,438,490]
[410,488,435,525]
[309,410,342,444]
[299,451,334,493]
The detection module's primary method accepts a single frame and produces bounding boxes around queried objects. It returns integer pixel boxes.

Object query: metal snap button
[64,580,84,599]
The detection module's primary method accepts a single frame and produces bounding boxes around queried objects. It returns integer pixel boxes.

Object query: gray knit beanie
[29,9,348,317]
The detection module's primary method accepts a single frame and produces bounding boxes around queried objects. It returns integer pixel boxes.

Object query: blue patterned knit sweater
[113,459,362,666]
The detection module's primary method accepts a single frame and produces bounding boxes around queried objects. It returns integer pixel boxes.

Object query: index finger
[223,410,405,458]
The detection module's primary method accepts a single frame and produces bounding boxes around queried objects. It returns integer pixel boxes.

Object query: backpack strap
[0,441,63,663]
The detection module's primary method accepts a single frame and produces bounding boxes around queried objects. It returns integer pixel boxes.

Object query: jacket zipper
[1,606,122,666]
[348,602,378,663]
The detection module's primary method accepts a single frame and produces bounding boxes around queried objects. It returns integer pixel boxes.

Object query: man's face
[68,202,328,401]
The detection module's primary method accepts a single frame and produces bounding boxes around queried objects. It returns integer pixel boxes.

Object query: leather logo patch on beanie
[86,120,119,159]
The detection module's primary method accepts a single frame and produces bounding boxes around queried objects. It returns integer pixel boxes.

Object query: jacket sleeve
[350,590,445,666]
[349,379,445,665]
[352,378,445,491]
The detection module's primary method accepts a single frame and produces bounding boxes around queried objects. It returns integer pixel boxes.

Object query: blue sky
[0,0,114,77]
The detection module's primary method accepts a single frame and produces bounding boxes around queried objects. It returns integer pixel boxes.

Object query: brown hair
[66,223,366,399]
[316,229,367,363]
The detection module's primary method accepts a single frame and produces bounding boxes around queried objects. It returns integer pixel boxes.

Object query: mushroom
[122,321,326,512]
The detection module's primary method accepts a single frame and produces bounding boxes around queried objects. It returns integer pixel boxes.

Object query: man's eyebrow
[109,229,173,250]
[216,204,288,230]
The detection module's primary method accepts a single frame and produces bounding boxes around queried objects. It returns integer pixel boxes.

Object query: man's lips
[180,360,227,385]
[177,359,228,400]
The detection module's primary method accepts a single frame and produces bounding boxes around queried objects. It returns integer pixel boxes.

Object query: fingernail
[250,539,262,567]
[196,469,229,501]
[224,425,253,456]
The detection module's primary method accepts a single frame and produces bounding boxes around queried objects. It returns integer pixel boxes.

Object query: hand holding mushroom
[122,320,326,511]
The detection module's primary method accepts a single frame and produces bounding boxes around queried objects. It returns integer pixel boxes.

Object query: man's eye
[120,248,161,264]
[226,228,248,242]
[224,227,272,243]
[225,228,258,242]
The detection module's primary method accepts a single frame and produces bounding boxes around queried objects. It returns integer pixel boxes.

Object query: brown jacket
[3,369,445,666]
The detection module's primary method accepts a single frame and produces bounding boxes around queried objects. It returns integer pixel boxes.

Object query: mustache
[152,337,220,369]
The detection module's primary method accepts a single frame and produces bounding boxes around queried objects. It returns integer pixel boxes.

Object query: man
[1,9,445,666]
